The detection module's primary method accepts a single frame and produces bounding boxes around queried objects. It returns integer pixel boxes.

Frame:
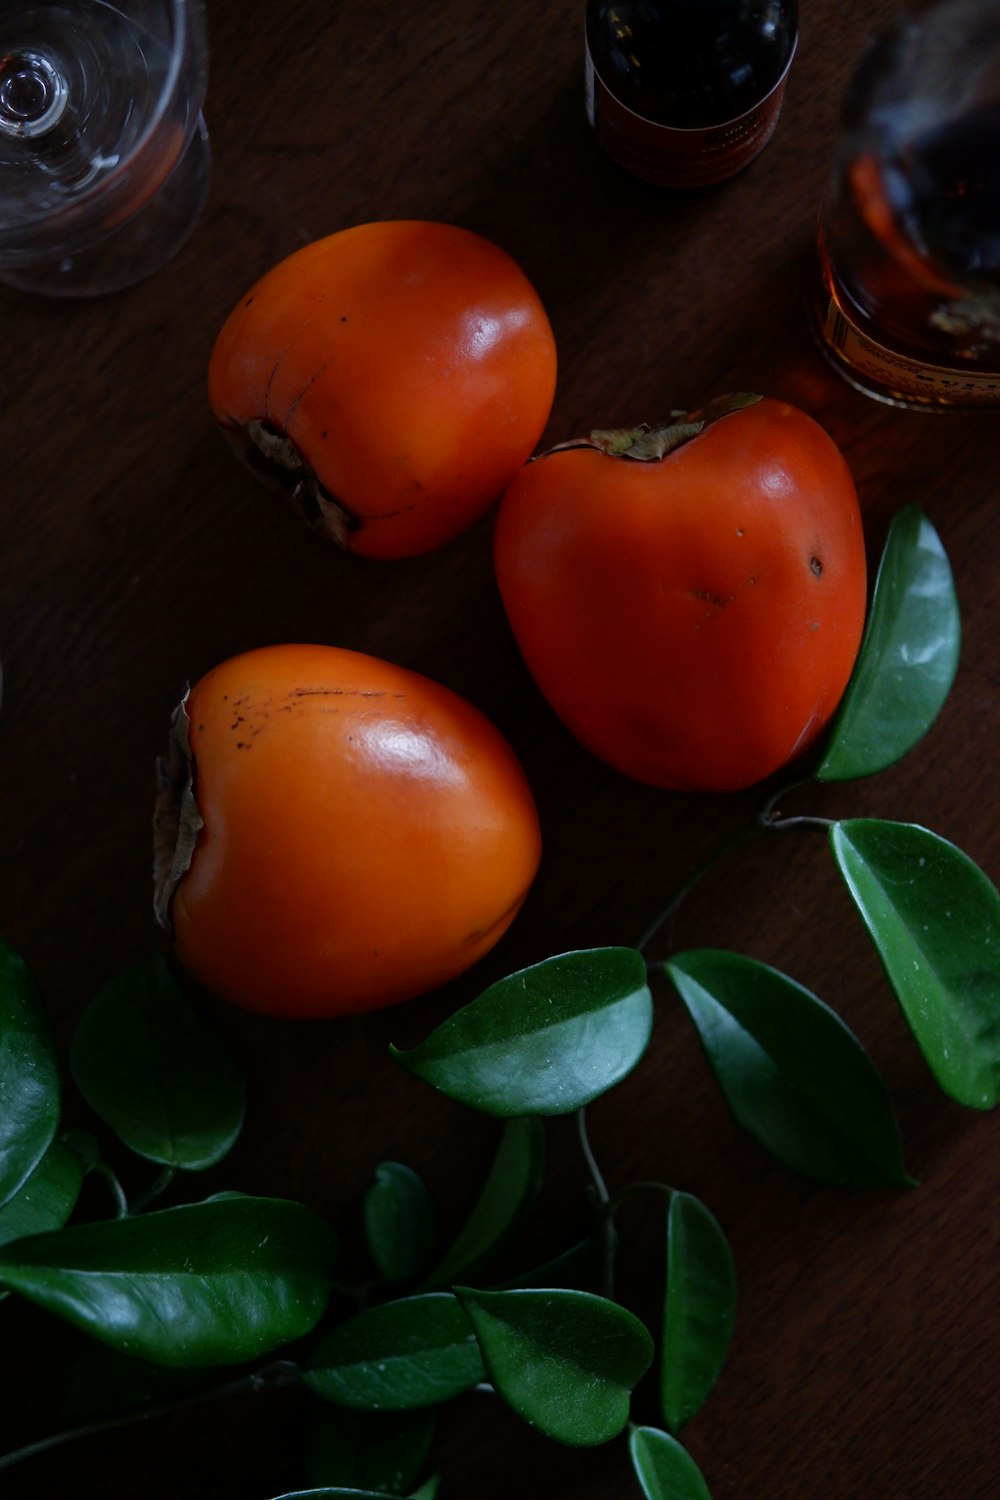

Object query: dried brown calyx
[541,392,763,462]
[220,417,360,546]
[152,692,202,934]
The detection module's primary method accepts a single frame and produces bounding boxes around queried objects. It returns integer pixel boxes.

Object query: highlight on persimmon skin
[207,219,558,561]
[493,394,868,794]
[154,643,543,1019]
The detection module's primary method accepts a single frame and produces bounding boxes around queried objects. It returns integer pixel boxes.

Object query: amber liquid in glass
[810,102,1000,409]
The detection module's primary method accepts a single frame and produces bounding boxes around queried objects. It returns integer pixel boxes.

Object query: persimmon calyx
[542,392,763,462]
[223,418,359,546]
[153,692,202,934]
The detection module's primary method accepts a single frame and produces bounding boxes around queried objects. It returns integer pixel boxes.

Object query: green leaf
[0,940,60,1209]
[407,1479,440,1499]
[61,1127,101,1173]
[268,1491,397,1499]
[665,949,912,1189]
[816,507,960,781]
[303,1292,485,1409]
[70,952,245,1170]
[630,1426,713,1500]
[305,1404,435,1496]
[0,1195,333,1366]
[661,1192,736,1433]
[831,819,1000,1107]
[454,1286,654,1446]
[420,1117,544,1291]
[0,1136,85,1247]
[390,949,653,1117]
[364,1164,438,1284]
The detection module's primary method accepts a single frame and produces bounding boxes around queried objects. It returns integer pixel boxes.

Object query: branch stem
[0,1360,302,1472]
[636,773,840,956]
[576,1108,618,1300]
[130,1166,178,1215]
[634,821,759,954]
[576,1108,609,1207]
[92,1161,129,1219]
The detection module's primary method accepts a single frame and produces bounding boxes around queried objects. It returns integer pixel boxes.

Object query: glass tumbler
[809,0,1000,410]
[0,0,209,297]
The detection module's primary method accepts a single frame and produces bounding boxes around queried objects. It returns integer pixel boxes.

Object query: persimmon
[153,644,542,1018]
[493,394,867,793]
[207,220,557,561]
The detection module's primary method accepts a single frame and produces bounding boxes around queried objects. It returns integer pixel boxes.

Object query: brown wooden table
[2,2,998,1496]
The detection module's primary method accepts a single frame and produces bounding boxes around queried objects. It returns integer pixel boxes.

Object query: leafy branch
[0,506,997,1498]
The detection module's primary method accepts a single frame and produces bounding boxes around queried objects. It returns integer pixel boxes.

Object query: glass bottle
[584,1,799,189]
[810,0,1000,410]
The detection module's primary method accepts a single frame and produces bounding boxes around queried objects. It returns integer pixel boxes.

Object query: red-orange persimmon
[493,395,868,793]
[154,644,542,1018]
[208,220,557,561]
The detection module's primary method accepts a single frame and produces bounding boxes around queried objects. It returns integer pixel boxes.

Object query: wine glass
[0,0,209,297]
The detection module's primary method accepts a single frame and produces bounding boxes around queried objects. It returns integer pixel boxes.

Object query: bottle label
[584,36,796,189]
[820,294,1000,406]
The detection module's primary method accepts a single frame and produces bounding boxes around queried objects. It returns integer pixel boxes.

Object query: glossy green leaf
[630,1426,713,1500]
[364,1163,438,1284]
[816,506,960,781]
[661,1192,736,1433]
[420,1117,544,1291]
[0,940,60,1209]
[454,1286,654,1446]
[407,1479,440,1499]
[305,1404,435,1496]
[61,1127,101,1173]
[70,952,245,1170]
[0,1195,333,1366]
[268,1491,397,1499]
[665,949,912,1188]
[303,1292,484,1409]
[0,1136,85,1247]
[831,819,1000,1107]
[390,948,652,1117]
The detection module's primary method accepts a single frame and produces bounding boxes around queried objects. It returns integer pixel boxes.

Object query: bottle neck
[585,0,798,131]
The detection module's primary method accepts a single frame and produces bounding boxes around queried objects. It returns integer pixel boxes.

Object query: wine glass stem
[0,49,99,188]
[0,50,69,137]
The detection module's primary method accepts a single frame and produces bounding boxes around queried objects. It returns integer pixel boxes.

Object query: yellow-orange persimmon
[154,644,541,1018]
[494,395,868,793]
[208,220,557,561]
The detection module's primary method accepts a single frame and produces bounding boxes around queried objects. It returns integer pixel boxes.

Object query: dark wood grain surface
[2,2,998,1496]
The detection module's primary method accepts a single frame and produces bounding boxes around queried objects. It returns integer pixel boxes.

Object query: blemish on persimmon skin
[690,588,734,609]
[810,556,824,576]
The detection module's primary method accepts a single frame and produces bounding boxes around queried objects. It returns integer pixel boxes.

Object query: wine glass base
[0,117,211,298]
